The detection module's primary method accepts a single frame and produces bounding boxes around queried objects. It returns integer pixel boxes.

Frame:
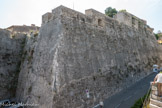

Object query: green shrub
[131,89,151,108]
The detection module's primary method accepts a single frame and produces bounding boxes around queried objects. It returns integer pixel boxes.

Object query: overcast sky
[0,0,161,32]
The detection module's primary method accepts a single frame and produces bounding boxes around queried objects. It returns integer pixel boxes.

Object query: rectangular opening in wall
[132,17,135,25]
[98,19,103,27]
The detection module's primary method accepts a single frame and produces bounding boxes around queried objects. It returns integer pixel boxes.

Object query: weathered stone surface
[15,6,162,108]
[150,103,161,108]
[152,90,158,95]
[0,29,26,100]
[152,86,158,91]
[150,82,162,108]
[150,99,162,107]
[151,94,162,102]
[16,22,60,107]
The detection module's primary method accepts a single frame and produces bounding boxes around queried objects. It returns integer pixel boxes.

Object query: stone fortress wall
[42,6,153,32]
[15,5,162,108]
[0,29,26,100]
[0,5,161,108]
[0,25,39,100]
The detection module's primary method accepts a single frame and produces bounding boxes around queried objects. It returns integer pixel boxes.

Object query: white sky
[0,0,161,32]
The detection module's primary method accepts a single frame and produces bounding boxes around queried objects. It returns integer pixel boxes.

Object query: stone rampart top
[42,5,153,32]
[7,25,40,34]
[85,9,106,18]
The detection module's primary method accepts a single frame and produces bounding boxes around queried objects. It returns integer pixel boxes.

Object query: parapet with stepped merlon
[42,5,154,33]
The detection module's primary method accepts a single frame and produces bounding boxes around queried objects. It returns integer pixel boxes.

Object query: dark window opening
[132,17,135,25]
[81,18,85,22]
[98,19,103,26]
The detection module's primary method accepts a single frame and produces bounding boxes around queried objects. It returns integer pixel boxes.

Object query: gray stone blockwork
[15,6,162,108]
[0,5,161,108]
[0,29,26,100]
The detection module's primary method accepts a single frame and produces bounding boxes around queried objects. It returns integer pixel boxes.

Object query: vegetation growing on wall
[119,9,127,12]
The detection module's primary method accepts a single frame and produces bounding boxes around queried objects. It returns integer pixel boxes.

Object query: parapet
[7,25,39,34]
[114,11,150,30]
[85,9,108,27]
[146,25,154,32]
[42,5,153,33]
[42,12,53,25]
[42,5,116,28]
[85,9,105,17]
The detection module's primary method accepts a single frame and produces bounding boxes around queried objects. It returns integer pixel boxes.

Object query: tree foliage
[105,7,118,18]
[155,30,162,40]
[155,33,159,40]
